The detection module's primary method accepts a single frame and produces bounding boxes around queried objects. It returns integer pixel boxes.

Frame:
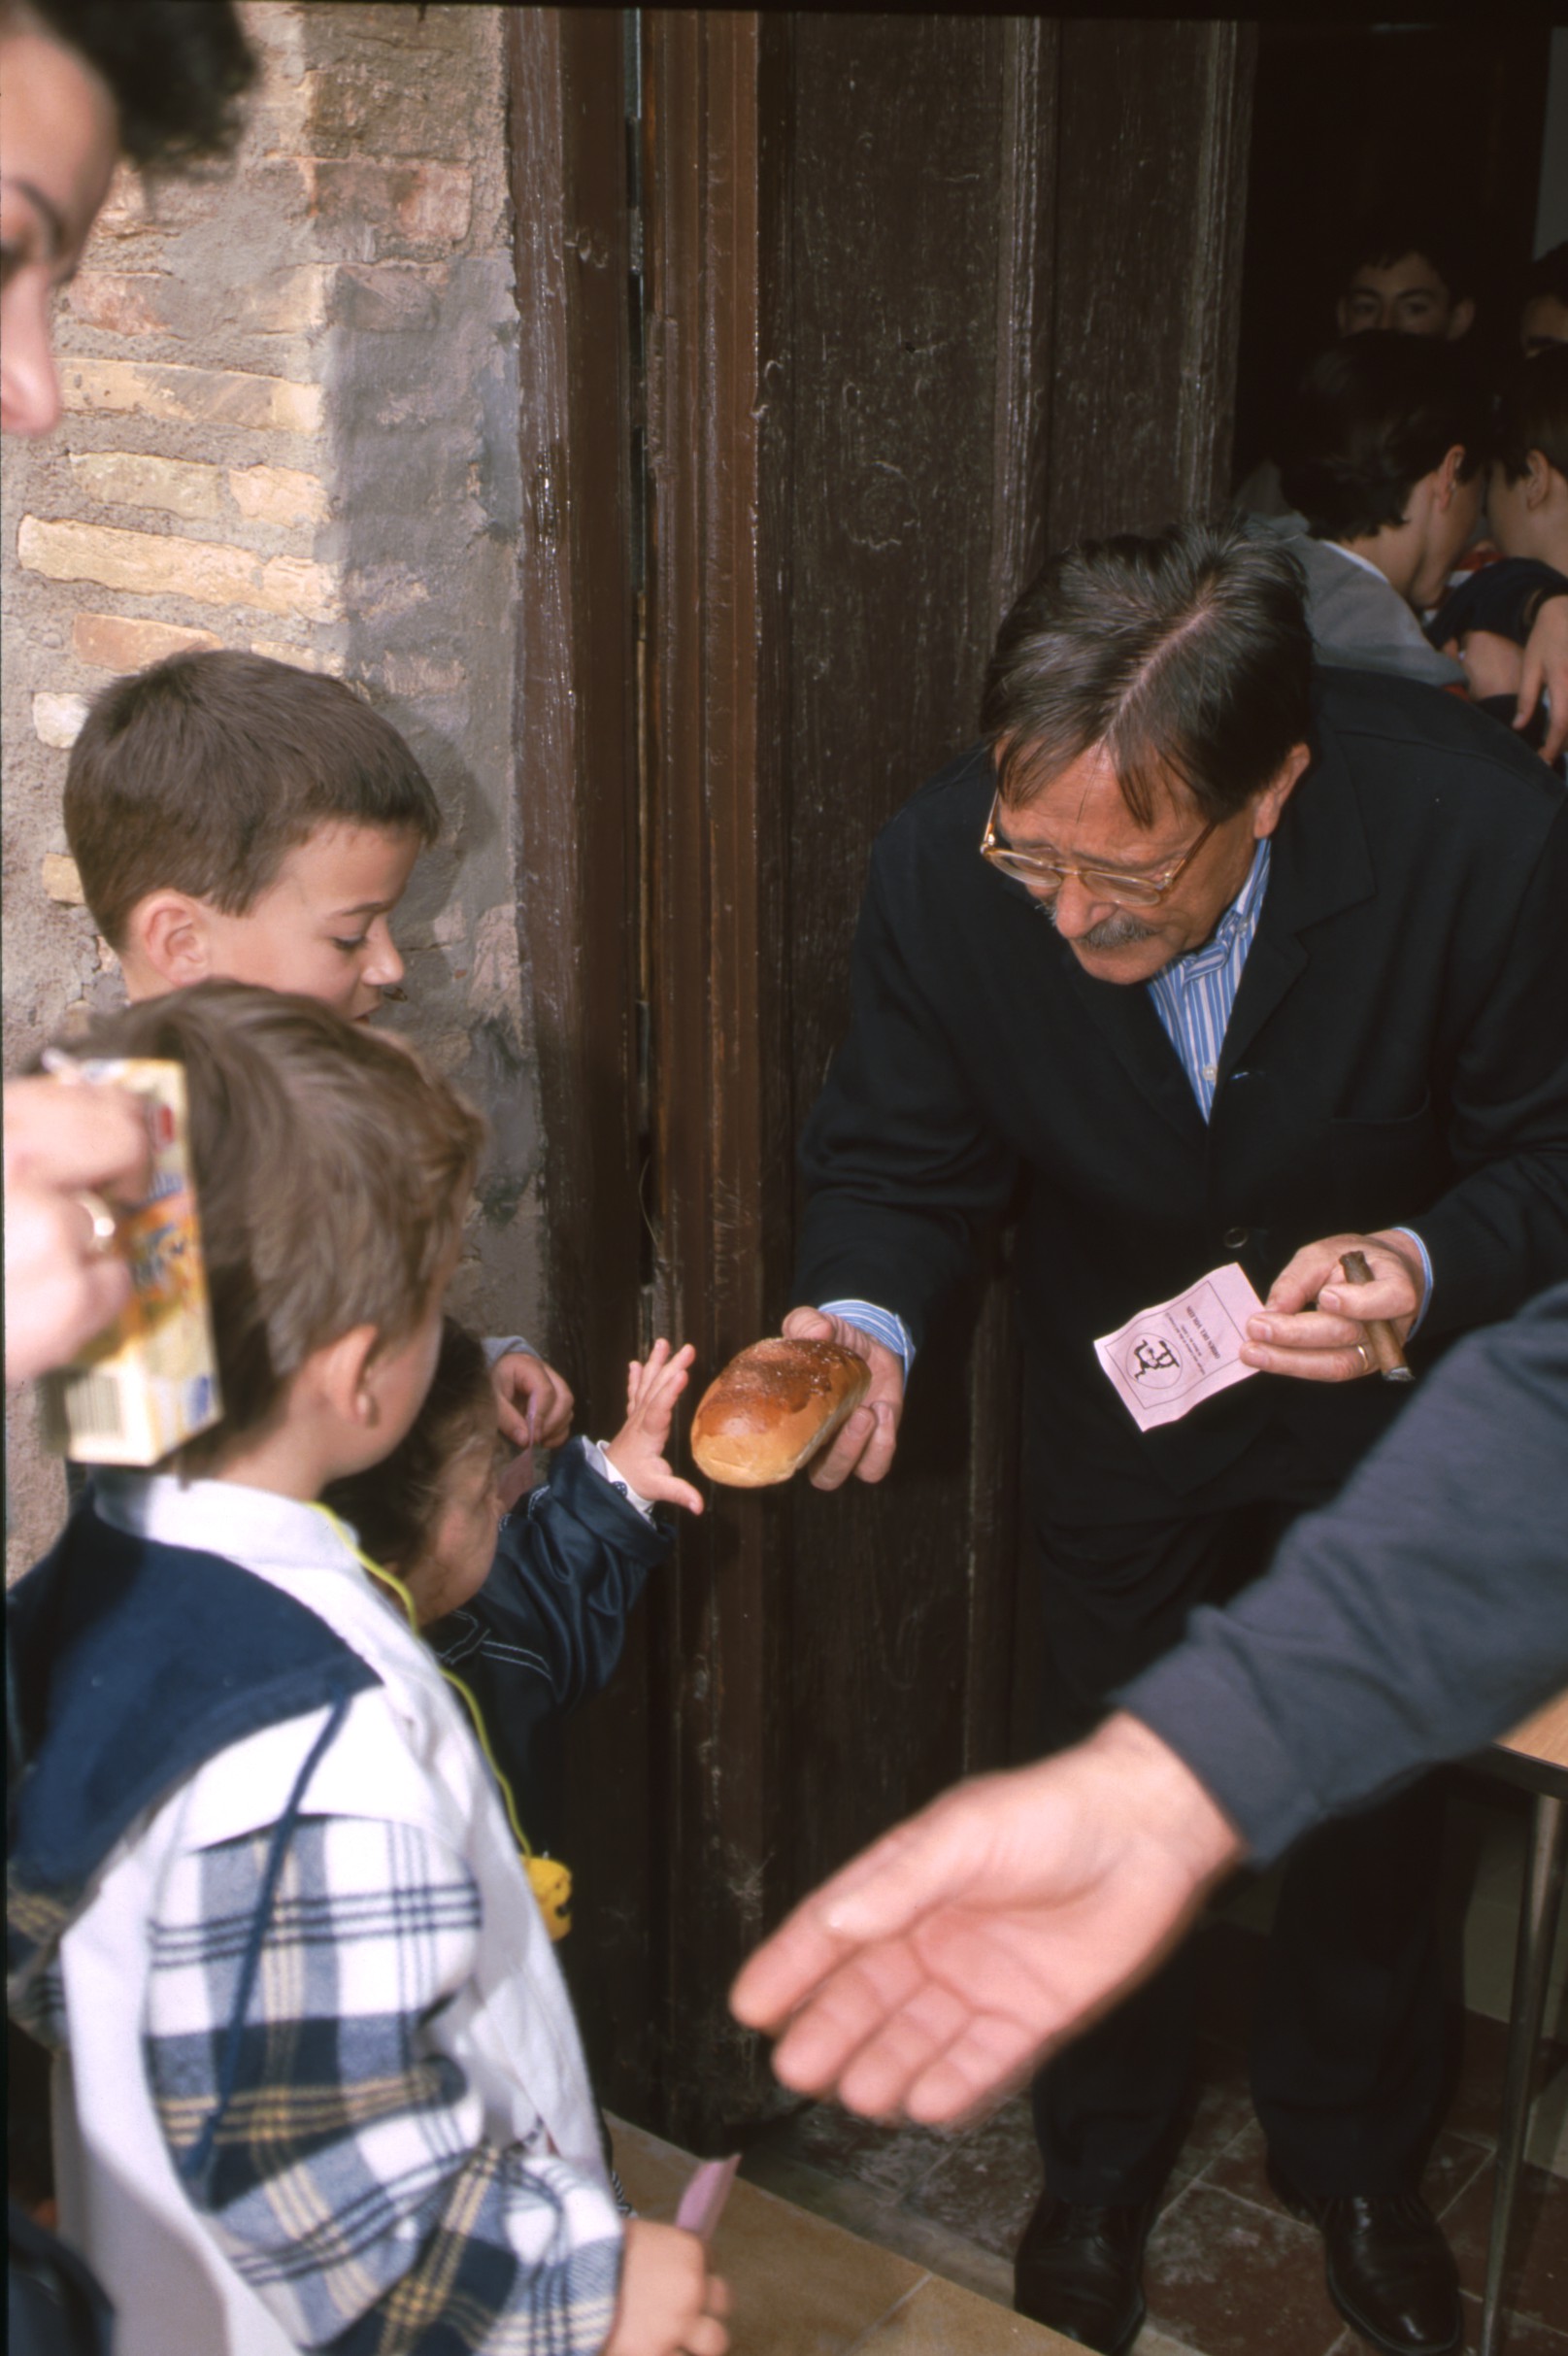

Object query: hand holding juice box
[41,1057,222,1464]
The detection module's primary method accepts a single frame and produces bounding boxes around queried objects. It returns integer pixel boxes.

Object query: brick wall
[2,3,542,1571]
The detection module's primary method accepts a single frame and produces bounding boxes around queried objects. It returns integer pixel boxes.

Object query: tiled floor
[736,1882,1568,2356]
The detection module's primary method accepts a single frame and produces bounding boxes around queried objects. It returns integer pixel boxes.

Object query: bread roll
[690,1337,872,1486]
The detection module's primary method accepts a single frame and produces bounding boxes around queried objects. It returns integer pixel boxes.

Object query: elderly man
[783,523,1568,2356]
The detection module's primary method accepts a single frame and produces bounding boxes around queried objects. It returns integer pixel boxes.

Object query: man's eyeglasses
[979,790,1220,910]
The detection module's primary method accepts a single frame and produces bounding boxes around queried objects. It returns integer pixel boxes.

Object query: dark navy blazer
[796,669,1568,1516]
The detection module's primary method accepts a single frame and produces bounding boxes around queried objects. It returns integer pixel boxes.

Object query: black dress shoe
[1268,2167,1461,2356]
[1014,2191,1155,2355]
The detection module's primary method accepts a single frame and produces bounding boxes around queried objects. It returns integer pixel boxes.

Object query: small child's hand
[490,1349,575,1449]
[602,1340,704,1516]
[603,2220,729,2356]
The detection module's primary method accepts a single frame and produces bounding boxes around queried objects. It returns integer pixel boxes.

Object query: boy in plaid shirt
[8,985,729,2356]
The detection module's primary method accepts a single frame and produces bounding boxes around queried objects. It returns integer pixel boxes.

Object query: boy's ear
[313,1324,384,1428]
[1432,444,1469,510]
[129,891,218,990]
[1525,449,1553,511]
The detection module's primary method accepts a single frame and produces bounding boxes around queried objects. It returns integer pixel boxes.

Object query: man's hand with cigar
[1240,1230,1424,1384]
[782,1228,1424,1492]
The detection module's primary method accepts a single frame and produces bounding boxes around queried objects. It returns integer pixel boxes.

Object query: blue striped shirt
[825,838,1429,1367]
[1148,837,1273,1118]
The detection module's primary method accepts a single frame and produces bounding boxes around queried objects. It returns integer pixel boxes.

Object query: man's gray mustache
[1039,899,1156,951]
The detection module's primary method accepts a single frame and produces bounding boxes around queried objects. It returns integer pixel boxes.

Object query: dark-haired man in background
[1261,332,1489,689]
[1333,218,1476,344]
[1235,214,1476,523]
[782,524,1568,2356]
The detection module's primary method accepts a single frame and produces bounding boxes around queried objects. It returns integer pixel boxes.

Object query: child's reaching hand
[602,1340,704,1516]
[489,1347,576,1449]
[603,2220,729,2356]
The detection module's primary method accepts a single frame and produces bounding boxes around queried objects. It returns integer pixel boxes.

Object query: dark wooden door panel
[1044,19,1255,544]
[776,15,1025,1904]
[518,8,1256,2139]
[507,7,660,2120]
[641,9,794,2138]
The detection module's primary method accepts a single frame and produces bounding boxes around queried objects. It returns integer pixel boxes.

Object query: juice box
[41,1059,222,1464]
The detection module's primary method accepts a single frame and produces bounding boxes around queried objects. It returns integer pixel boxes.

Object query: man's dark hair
[1339,213,1473,303]
[1495,348,1568,487]
[324,1318,496,1573]
[1278,333,1489,543]
[980,522,1314,827]
[19,0,254,170]
[1523,242,1568,312]
[65,651,443,947]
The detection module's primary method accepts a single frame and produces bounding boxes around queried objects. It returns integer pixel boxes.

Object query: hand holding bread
[687,1310,905,1490]
[690,1335,871,1486]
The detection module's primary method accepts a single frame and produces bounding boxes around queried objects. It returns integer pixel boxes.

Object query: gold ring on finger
[75,1191,118,1258]
[1353,1339,1372,1376]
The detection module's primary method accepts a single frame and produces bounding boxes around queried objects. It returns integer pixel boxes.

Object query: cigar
[1339,1250,1414,1384]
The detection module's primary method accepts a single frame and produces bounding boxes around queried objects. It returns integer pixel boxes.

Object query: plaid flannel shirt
[143,1807,623,2353]
[20,1473,628,2356]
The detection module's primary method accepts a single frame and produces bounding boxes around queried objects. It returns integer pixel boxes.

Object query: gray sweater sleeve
[1121,1284,1568,1865]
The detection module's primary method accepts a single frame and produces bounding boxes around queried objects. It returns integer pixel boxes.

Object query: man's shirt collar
[1166,835,1272,980]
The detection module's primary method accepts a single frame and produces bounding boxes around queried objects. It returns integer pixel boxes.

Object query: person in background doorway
[1484,348,1568,576]
[1265,332,1487,688]
[1519,241,1568,359]
[1259,334,1568,760]
[1333,216,1477,343]
[1235,213,1477,522]
[1429,348,1568,763]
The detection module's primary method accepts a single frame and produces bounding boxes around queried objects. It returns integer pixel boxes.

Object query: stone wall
[2,3,542,1572]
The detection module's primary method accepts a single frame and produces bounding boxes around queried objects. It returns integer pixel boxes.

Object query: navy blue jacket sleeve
[1427,558,1568,652]
[1121,1283,1568,1865]
[424,1440,671,1816]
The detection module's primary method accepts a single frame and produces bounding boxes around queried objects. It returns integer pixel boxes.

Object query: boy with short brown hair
[7,983,727,2356]
[64,649,441,1022]
[63,643,573,1439]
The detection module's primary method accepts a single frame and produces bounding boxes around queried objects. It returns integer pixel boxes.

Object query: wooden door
[505,6,664,2118]
[517,10,1256,2141]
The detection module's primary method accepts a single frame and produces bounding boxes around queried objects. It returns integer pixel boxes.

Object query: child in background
[1266,330,1488,688]
[325,1320,701,1866]
[1520,243,1568,360]
[63,645,572,1446]
[7,983,728,2356]
[1429,350,1568,761]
